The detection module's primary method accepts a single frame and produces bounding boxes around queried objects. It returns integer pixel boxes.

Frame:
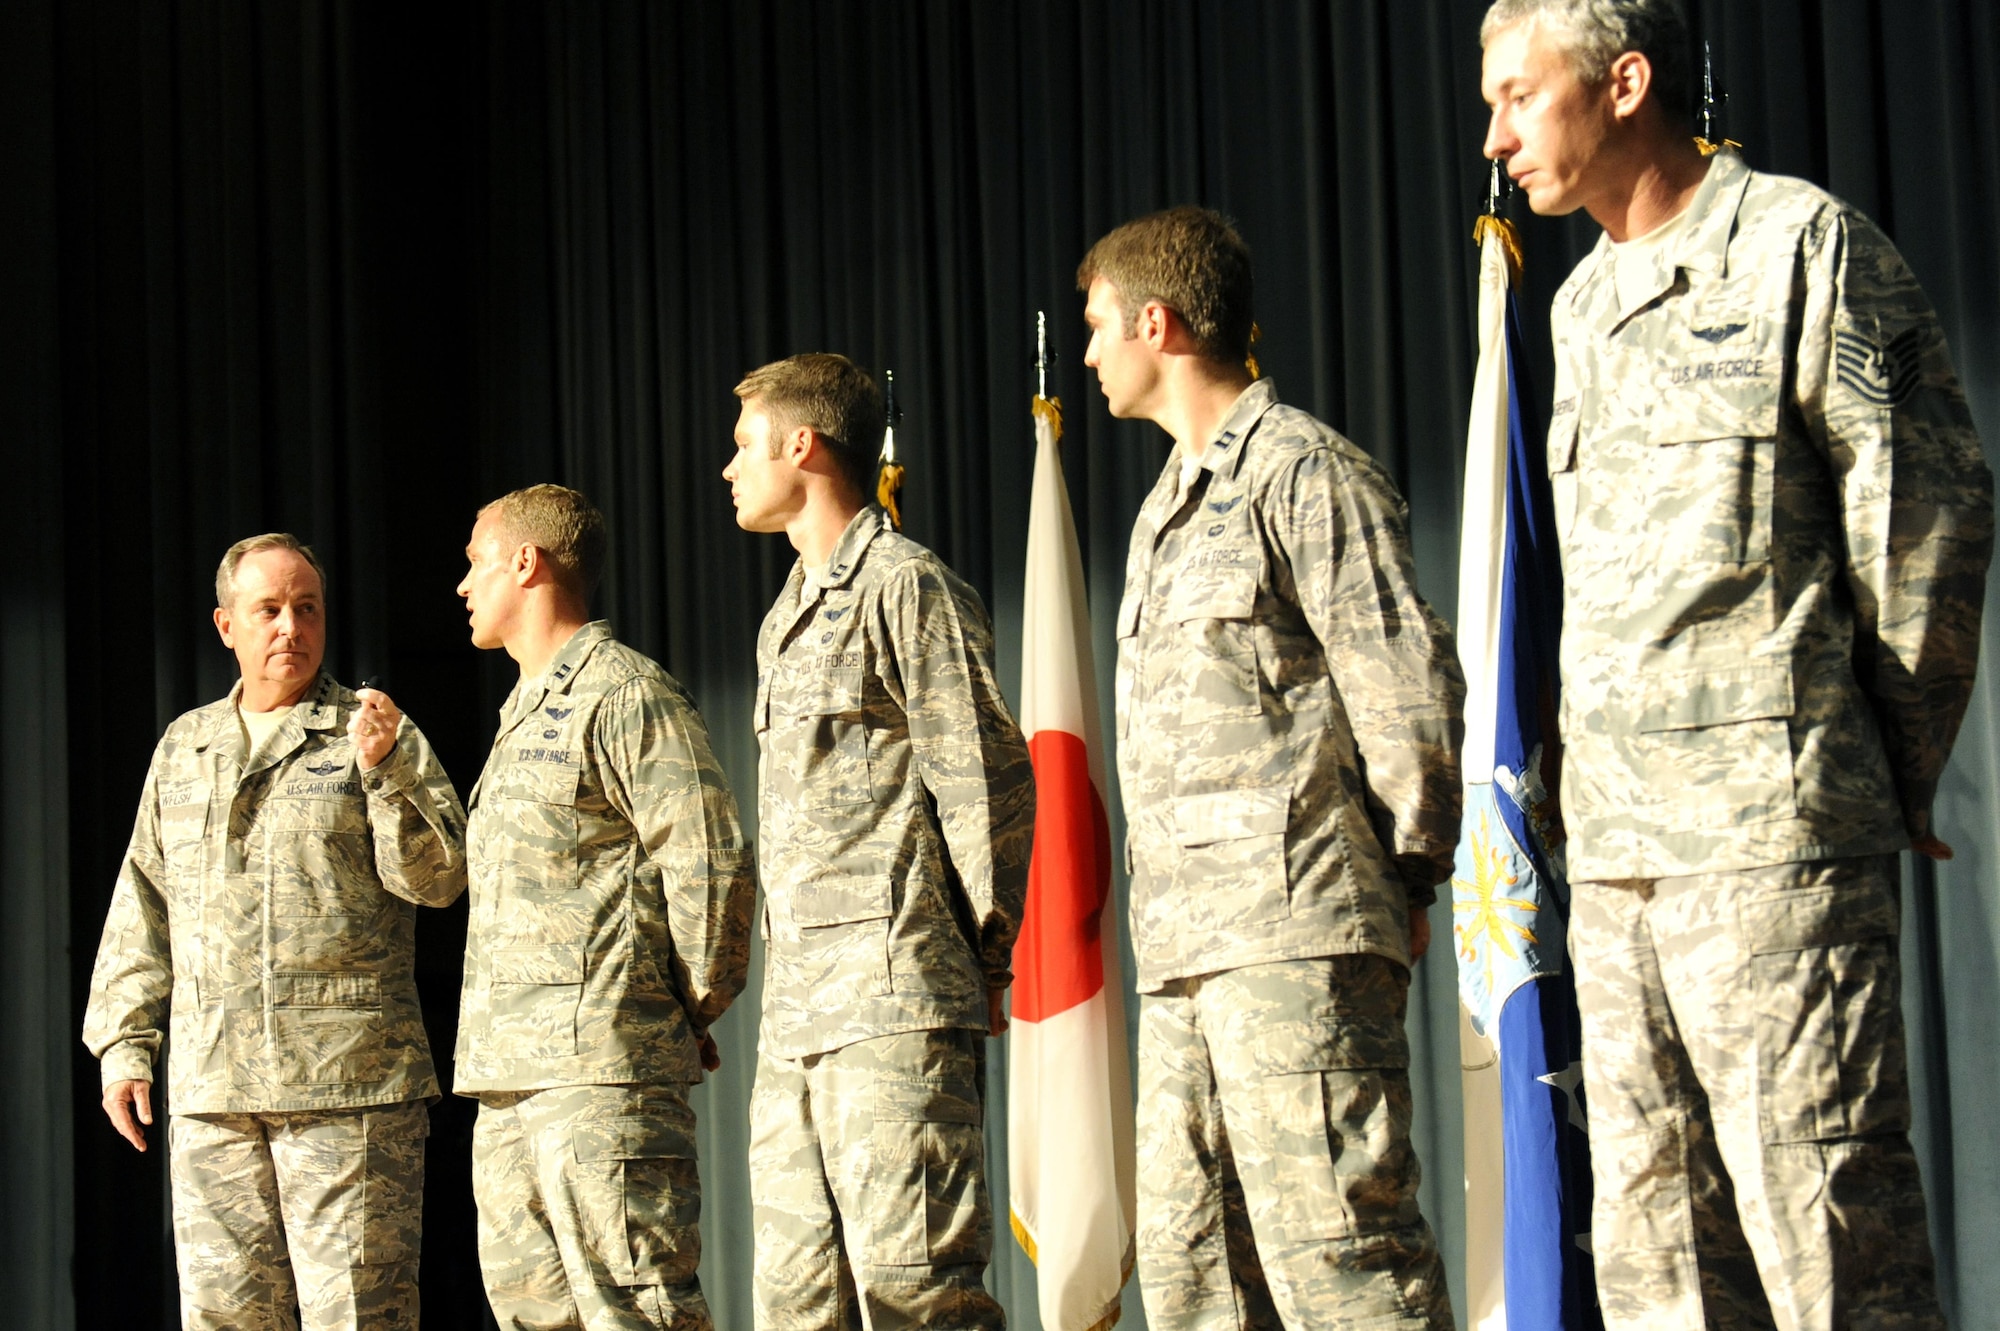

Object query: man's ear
[212,605,235,649]
[511,541,541,587]
[1135,299,1173,350]
[781,423,818,467]
[1606,49,1652,122]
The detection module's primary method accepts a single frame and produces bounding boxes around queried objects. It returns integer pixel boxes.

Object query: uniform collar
[1588,148,1753,327]
[812,506,892,591]
[1195,378,1279,481]
[505,620,612,725]
[190,671,341,754]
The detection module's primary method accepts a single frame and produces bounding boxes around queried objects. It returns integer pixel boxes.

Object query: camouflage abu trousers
[749,1027,1003,1331]
[1136,955,1453,1331]
[169,1099,428,1330]
[1572,855,1942,1330]
[474,1084,708,1331]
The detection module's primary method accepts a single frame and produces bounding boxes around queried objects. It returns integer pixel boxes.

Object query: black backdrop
[7,3,1999,1328]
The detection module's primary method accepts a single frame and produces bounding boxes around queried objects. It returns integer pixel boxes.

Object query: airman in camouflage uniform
[455,485,754,1331]
[1081,209,1463,1330]
[82,533,468,1330]
[1482,2,1994,1326]
[724,354,1034,1330]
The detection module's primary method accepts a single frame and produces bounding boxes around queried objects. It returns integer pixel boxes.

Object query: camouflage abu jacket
[82,672,467,1114]
[454,621,753,1092]
[1549,149,1993,880]
[1117,379,1466,993]
[754,507,1034,1059]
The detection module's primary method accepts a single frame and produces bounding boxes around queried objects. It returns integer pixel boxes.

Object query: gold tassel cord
[1031,394,1063,442]
[1471,212,1525,285]
[1693,136,1743,157]
[877,462,904,530]
[1245,323,1263,381]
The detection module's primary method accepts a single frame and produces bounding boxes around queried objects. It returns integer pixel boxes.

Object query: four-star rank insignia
[1835,326,1924,408]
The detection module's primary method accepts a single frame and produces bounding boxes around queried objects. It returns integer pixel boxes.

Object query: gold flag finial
[877,368,904,529]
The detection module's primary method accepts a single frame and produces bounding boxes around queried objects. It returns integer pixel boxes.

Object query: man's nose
[1483,108,1514,161]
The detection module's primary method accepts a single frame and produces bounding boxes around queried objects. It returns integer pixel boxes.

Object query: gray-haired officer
[1481,1,1993,1325]
[82,532,468,1330]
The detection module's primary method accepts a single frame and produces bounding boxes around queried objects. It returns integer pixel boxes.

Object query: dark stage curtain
[9,3,1998,1328]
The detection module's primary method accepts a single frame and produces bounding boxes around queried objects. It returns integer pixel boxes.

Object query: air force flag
[1453,215,1600,1331]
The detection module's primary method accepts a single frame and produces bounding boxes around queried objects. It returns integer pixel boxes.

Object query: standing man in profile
[453,484,754,1331]
[1481,1,1992,1326]
[724,353,1034,1330]
[1079,208,1463,1330]
[83,532,468,1330]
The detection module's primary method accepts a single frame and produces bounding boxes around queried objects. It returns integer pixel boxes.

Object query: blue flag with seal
[1452,211,1600,1331]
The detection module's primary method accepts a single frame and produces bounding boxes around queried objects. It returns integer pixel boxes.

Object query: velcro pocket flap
[490,945,586,985]
[874,1075,982,1125]
[793,874,893,928]
[1173,786,1289,847]
[1166,565,1258,622]
[271,971,381,1009]
[503,757,579,806]
[572,1114,695,1163]
[1636,664,1793,732]
[1547,414,1578,474]
[1116,588,1142,639]
[791,666,864,716]
[1743,883,1898,956]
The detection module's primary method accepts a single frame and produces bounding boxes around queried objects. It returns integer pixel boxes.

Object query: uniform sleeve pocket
[573,1113,701,1288]
[1743,874,1905,1145]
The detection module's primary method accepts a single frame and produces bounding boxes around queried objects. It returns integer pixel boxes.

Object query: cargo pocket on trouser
[866,1068,989,1268]
[1235,959,1437,1327]
[572,1112,704,1288]
[1743,867,1907,1145]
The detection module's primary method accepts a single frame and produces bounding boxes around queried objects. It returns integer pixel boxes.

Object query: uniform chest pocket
[1638,316,1784,565]
[1165,565,1263,724]
[1547,413,1579,550]
[778,665,872,808]
[267,794,378,919]
[499,760,582,896]
[159,791,209,873]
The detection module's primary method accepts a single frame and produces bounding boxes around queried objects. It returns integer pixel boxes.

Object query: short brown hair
[478,484,608,595]
[1076,207,1254,362]
[215,533,327,609]
[734,353,885,501]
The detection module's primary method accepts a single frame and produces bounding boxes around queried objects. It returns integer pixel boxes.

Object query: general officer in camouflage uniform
[453,484,754,1331]
[82,532,468,1330]
[723,353,1034,1330]
[1080,208,1462,1330]
[1481,2,1994,1326]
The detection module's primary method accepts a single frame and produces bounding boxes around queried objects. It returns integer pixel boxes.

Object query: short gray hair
[215,533,327,609]
[1481,0,1695,129]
